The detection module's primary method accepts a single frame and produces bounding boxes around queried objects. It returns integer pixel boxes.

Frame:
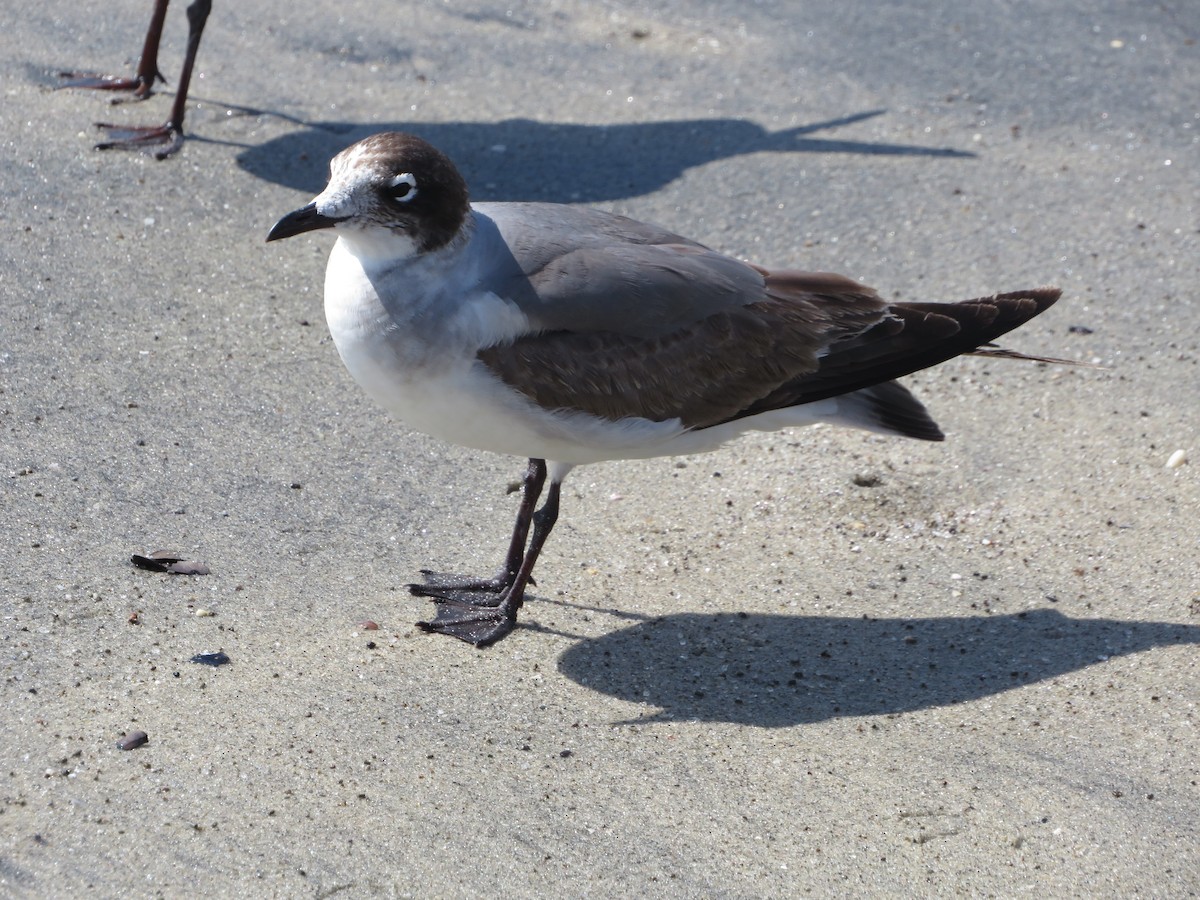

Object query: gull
[60,0,211,158]
[267,131,1063,647]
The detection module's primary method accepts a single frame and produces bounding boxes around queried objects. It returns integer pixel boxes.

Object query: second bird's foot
[59,71,155,99]
[93,122,183,159]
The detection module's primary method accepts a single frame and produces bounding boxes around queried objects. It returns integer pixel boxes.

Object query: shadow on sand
[553,608,1198,727]
[236,111,974,202]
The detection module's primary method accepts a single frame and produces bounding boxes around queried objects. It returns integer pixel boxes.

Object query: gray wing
[471,203,1060,432]
[474,202,778,337]
[477,261,889,429]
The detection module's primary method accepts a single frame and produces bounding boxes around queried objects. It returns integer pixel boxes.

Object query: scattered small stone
[117,730,148,751]
[131,550,210,575]
[1165,449,1187,469]
[852,473,881,488]
[190,651,230,667]
[559,749,573,758]
[127,611,140,625]
[195,608,215,618]
[1068,324,1094,335]
[358,620,379,630]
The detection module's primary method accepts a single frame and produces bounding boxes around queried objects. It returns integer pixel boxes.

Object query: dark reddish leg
[64,0,212,158]
[60,0,170,97]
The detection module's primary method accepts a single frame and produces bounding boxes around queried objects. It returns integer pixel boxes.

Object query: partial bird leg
[409,457,544,604]
[60,0,170,97]
[69,0,212,158]
[417,460,562,646]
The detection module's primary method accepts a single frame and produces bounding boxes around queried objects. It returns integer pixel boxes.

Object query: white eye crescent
[388,173,418,201]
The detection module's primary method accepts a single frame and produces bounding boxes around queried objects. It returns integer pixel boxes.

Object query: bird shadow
[553,608,1199,727]
[236,112,975,202]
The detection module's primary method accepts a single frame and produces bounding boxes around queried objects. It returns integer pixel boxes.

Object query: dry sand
[2,0,1197,895]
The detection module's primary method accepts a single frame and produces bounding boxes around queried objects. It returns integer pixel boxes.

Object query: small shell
[1166,449,1188,469]
[117,730,149,751]
[131,551,210,575]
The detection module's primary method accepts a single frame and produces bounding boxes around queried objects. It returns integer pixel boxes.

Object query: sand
[2,1,1197,895]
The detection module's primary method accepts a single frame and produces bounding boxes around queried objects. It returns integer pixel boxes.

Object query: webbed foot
[93,121,184,158]
[416,598,518,646]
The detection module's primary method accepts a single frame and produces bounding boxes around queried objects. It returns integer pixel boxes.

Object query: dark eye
[388,173,418,202]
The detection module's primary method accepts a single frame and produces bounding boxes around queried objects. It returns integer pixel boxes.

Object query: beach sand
[2,1,1197,894]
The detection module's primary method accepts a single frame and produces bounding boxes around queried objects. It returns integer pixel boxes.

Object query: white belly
[321,232,840,466]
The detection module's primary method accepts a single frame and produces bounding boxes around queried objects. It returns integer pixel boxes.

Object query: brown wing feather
[477,271,888,429]
[478,267,1061,432]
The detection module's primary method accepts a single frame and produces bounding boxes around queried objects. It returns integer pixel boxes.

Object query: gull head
[267,132,470,259]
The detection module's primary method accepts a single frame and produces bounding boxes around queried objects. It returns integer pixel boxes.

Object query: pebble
[130,551,210,575]
[117,730,149,751]
[358,620,379,631]
[195,608,215,618]
[190,651,230,667]
[1165,449,1187,469]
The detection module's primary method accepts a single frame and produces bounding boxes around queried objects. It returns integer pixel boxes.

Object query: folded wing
[476,221,1061,437]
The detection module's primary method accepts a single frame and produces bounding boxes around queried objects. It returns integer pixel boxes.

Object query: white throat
[332,223,421,273]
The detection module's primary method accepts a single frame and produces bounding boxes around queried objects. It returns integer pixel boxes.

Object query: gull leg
[417,468,562,646]
[409,458,544,604]
[90,0,211,158]
[60,0,170,97]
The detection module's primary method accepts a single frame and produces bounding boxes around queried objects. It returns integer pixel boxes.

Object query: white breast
[321,226,839,466]
[321,232,662,463]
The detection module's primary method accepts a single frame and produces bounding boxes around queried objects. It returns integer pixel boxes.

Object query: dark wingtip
[988,286,1062,325]
[885,287,1064,367]
[997,286,1062,308]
